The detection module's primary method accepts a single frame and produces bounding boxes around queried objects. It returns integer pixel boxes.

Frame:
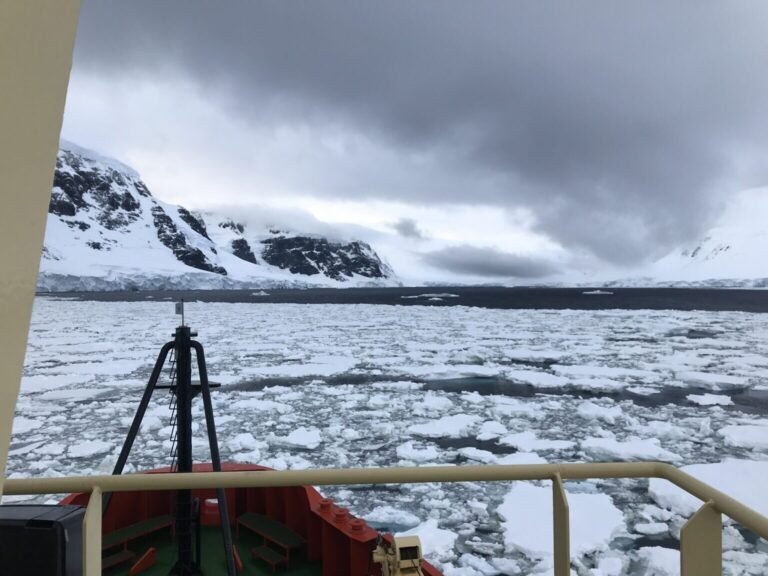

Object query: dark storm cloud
[73,1,768,263]
[391,218,424,240]
[423,246,557,279]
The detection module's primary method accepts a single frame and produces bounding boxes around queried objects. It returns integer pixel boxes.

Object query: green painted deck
[103,524,322,576]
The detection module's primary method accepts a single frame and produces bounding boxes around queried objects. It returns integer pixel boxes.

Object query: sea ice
[649,458,768,517]
[398,518,459,564]
[408,414,481,439]
[272,427,322,450]
[686,393,734,406]
[498,431,575,452]
[396,441,440,463]
[11,417,43,435]
[499,481,624,558]
[636,547,678,575]
[581,437,679,462]
[576,401,623,424]
[719,424,768,450]
[68,440,113,458]
[365,505,420,528]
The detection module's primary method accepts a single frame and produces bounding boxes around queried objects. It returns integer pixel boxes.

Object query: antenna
[175,299,185,326]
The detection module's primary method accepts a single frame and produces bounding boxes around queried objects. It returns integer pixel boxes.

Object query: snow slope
[607,188,768,288]
[39,141,396,291]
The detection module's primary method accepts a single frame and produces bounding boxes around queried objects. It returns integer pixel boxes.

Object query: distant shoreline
[38,286,768,313]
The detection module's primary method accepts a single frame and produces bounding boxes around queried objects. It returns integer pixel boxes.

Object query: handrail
[4,461,767,539]
[4,461,766,576]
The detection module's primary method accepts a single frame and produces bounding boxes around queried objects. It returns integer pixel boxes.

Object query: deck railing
[5,461,768,576]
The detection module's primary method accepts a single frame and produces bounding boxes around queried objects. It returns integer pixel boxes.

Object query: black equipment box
[0,504,84,576]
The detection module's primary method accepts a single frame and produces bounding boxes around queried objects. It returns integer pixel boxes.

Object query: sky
[60,1,768,283]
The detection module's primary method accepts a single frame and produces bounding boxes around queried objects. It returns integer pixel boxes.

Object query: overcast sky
[61,1,768,282]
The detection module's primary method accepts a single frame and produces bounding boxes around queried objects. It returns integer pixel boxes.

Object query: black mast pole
[172,325,197,575]
[194,342,237,575]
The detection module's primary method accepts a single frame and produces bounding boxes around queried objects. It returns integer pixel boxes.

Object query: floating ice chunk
[408,414,481,439]
[576,401,623,424]
[498,431,575,451]
[364,505,420,528]
[231,449,262,464]
[581,437,679,462]
[37,442,67,456]
[21,373,90,392]
[68,440,113,458]
[635,522,668,535]
[11,417,43,435]
[593,553,625,575]
[505,369,568,388]
[719,424,768,449]
[38,388,103,402]
[8,441,46,457]
[397,518,458,564]
[396,441,440,463]
[553,364,660,382]
[458,447,496,463]
[626,385,658,395]
[649,459,768,517]
[723,550,768,572]
[259,454,313,470]
[687,393,734,406]
[461,391,484,404]
[636,547,678,575]
[227,432,266,452]
[273,426,322,449]
[456,553,498,575]
[499,481,624,558]
[490,557,521,574]
[496,452,546,465]
[231,398,293,414]
[415,392,454,414]
[476,420,507,440]
[677,370,748,389]
[582,290,613,295]
[632,420,688,441]
[491,398,545,419]
[569,377,629,391]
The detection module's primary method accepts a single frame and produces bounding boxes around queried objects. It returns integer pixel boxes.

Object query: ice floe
[499,481,624,558]
[649,458,768,517]
[9,298,768,574]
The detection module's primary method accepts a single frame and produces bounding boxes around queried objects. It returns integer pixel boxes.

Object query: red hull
[61,463,442,576]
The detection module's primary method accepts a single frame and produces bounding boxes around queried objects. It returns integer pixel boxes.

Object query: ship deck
[103,525,323,576]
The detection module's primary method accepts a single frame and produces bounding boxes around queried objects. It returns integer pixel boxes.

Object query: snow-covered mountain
[38,141,395,291]
[604,188,768,288]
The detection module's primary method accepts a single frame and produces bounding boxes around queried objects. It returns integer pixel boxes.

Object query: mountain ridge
[39,142,396,291]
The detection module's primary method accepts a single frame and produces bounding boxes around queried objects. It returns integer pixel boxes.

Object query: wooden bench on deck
[251,545,286,573]
[101,515,173,569]
[237,512,306,568]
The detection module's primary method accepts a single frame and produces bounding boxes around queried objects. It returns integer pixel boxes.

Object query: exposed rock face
[219,220,245,234]
[41,141,395,289]
[231,238,258,264]
[151,206,226,275]
[261,236,389,280]
[178,207,211,240]
[53,149,142,230]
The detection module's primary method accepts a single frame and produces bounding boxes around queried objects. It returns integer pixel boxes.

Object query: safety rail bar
[4,461,766,576]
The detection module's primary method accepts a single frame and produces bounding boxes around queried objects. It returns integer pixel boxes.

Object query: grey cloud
[72,2,768,263]
[391,218,424,239]
[423,246,557,279]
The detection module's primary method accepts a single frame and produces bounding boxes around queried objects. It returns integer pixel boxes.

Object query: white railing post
[553,473,570,576]
[83,486,102,576]
[680,500,721,576]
